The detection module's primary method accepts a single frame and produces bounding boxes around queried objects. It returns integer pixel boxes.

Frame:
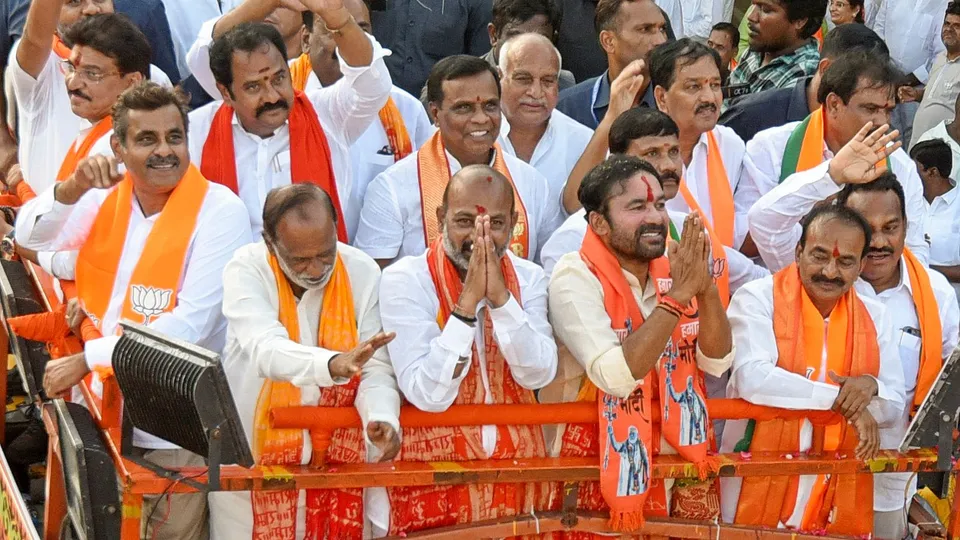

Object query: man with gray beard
[217,183,401,538]
[377,164,557,535]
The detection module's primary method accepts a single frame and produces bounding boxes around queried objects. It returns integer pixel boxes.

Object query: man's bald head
[263,184,337,244]
[442,165,515,211]
[498,33,561,74]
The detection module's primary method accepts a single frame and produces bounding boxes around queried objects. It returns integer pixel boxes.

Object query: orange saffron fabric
[56,117,113,182]
[903,248,943,414]
[199,91,348,241]
[251,251,364,539]
[386,235,549,536]
[289,53,313,93]
[734,263,878,535]
[416,131,530,258]
[676,181,731,307]
[51,35,70,60]
[75,165,208,331]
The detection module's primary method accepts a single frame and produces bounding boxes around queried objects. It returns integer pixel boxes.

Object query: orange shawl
[199,91,348,241]
[75,165,208,330]
[290,53,412,161]
[734,263,878,534]
[417,131,530,258]
[251,251,364,539]
[51,35,70,60]
[903,248,944,413]
[57,117,113,182]
[566,228,713,531]
[386,236,549,536]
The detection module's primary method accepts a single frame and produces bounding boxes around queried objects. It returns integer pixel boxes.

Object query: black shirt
[719,76,811,142]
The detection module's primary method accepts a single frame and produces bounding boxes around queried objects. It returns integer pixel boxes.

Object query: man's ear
[487,23,497,47]
[599,29,616,56]
[300,26,312,56]
[588,210,610,237]
[654,85,668,113]
[436,205,446,229]
[428,102,440,125]
[216,82,233,104]
[110,133,122,160]
[817,57,831,76]
[794,242,803,263]
[824,92,843,119]
[123,71,145,90]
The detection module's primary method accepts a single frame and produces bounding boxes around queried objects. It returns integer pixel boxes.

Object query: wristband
[655,303,681,319]
[660,294,695,317]
[451,310,477,325]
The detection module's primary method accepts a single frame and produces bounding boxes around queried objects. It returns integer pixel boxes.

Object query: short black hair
[63,13,151,79]
[910,139,954,178]
[820,23,888,60]
[595,0,658,34]
[947,0,960,17]
[836,172,907,221]
[112,82,190,145]
[780,0,829,39]
[798,204,872,258]
[210,22,288,93]
[711,22,739,48]
[491,0,561,41]
[426,55,500,105]
[609,108,679,154]
[579,155,662,220]
[817,50,900,105]
[302,11,314,28]
[262,184,338,244]
[650,38,722,91]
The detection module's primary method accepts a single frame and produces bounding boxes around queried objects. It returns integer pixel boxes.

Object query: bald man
[497,33,594,217]
[379,165,557,535]
[217,183,401,538]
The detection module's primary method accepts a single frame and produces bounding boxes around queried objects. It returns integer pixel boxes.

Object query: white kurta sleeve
[14,184,104,251]
[748,162,839,272]
[184,16,223,99]
[306,34,392,147]
[724,245,770,294]
[487,266,558,390]
[354,170,404,260]
[85,195,254,370]
[379,265,476,412]
[869,303,907,427]
[894,161,931,264]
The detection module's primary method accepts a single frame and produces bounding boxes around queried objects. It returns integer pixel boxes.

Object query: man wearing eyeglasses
[10,0,171,198]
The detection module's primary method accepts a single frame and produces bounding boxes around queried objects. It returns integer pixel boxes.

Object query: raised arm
[16,0,61,79]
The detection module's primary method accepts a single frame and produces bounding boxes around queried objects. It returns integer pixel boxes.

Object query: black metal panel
[112,322,253,468]
[0,259,50,400]
[901,345,960,463]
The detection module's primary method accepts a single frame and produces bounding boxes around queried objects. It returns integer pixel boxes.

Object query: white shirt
[212,241,400,539]
[655,0,685,38]
[498,108,594,230]
[14,177,253,449]
[854,260,960,512]
[924,183,960,266]
[354,147,562,263]
[666,125,748,249]
[682,0,724,39]
[740,123,930,267]
[186,18,392,237]
[379,251,558,457]
[160,0,224,78]
[913,121,960,183]
[720,275,906,526]
[874,0,948,82]
[541,208,769,293]
[9,40,171,195]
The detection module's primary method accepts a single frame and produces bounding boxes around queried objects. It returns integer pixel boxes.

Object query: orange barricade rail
[5,262,959,540]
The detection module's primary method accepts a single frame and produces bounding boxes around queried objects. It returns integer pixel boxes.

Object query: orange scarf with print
[290,53,412,161]
[386,236,549,536]
[734,263,878,535]
[74,165,208,330]
[251,250,365,539]
[199,91,348,241]
[417,131,530,258]
[903,248,944,414]
[562,228,714,532]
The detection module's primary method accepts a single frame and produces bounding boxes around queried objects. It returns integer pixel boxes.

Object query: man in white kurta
[185,0,392,237]
[15,83,253,540]
[649,39,748,248]
[10,0,170,194]
[496,33,593,227]
[737,52,930,263]
[874,0,948,83]
[355,55,561,265]
[216,184,400,538]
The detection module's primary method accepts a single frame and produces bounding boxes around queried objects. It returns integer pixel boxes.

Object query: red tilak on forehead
[486,176,493,183]
[476,205,486,214]
[832,242,841,258]
[642,177,654,203]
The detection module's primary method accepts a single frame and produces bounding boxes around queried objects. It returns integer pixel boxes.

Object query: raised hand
[366,421,401,462]
[607,60,646,121]
[828,371,878,421]
[828,122,902,186]
[328,331,396,379]
[456,218,486,318]
[482,216,509,308]
[852,409,880,461]
[298,0,350,26]
[58,155,123,205]
[667,213,709,306]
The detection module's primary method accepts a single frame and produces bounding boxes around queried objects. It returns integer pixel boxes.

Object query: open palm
[829,122,902,185]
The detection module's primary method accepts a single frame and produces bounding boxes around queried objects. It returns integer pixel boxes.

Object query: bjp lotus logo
[130,285,172,323]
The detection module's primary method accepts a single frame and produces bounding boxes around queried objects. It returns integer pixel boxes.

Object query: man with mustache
[355,55,561,266]
[743,145,960,536]
[217,183,401,538]
[11,0,171,196]
[650,39,748,280]
[378,164,557,535]
[742,51,931,269]
[16,82,253,540]
[728,0,826,96]
[497,33,593,225]
[548,154,732,523]
[186,0,391,239]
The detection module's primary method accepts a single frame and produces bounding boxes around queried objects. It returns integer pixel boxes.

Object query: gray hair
[498,33,562,74]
